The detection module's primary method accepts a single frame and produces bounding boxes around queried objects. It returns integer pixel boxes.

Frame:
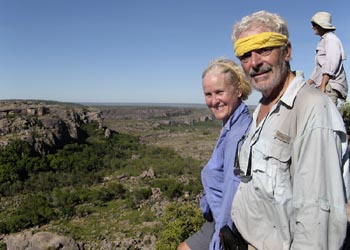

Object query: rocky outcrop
[4,230,80,250]
[0,100,104,155]
[101,106,213,126]
[101,106,194,120]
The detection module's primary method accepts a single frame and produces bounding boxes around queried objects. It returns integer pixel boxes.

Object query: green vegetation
[340,102,350,136]
[0,121,205,248]
[155,202,204,250]
[0,242,5,250]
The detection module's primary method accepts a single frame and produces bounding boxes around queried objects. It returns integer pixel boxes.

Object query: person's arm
[307,79,315,85]
[210,136,241,250]
[319,34,342,93]
[320,73,330,92]
[200,193,213,221]
[291,120,347,249]
[308,50,319,85]
[211,113,251,249]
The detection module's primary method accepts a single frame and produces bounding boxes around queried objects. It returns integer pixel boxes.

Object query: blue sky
[0,0,349,105]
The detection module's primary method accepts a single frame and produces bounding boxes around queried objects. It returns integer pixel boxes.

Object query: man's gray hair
[231,10,289,44]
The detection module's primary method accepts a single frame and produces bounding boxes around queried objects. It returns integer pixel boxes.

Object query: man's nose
[250,51,263,66]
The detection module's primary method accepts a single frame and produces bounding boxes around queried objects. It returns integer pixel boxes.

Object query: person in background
[177,58,252,250]
[307,11,348,106]
[230,10,349,249]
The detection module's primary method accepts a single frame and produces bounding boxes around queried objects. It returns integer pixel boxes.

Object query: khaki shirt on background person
[309,31,348,100]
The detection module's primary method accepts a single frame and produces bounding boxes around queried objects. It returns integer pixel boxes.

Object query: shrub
[126,187,152,209]
[0,242,6,250]
[0,140,32,184]
[340,102,350,136]
[151,178,184,199]
[1,193,55,233]
[155,202,204,250]
[107,182,127,199]
[183,181,202,198]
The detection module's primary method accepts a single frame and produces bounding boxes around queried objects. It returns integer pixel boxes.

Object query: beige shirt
[309,32,348,99]
[231,74,348,249]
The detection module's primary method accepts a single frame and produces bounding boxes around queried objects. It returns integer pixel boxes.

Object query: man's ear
[285,42,292,62]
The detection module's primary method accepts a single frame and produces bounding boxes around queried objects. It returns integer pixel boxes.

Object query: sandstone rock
[5,231,80,250]
[140,168,155,179]
[0,100,104,155]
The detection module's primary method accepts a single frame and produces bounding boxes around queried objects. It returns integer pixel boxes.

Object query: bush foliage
[0,121,204,248]
[155,202,205,250]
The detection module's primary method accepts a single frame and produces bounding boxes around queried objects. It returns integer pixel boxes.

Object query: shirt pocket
[251,138,291,202]
[316,45,326,66]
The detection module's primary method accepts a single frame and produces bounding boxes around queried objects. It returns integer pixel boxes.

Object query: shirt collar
[223,101,249,131]
[279,71,306,108]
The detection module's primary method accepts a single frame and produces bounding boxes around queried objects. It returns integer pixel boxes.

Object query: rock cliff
[0,100,104,155]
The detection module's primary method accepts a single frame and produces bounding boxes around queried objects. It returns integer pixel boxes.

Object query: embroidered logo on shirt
[274,130,291,144]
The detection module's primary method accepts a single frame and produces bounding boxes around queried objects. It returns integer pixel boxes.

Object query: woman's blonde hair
[202,58,252,100]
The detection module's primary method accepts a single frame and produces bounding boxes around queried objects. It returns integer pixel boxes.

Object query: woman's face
[202,72,242,124]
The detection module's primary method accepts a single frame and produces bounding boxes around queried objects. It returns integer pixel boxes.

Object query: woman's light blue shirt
[200,102,252,250]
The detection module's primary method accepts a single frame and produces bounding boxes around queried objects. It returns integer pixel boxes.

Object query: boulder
[5,231,80,250]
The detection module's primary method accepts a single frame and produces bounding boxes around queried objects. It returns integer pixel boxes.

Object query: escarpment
[0,100,104,155]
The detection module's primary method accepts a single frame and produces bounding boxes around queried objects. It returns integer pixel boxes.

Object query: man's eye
[239,52,251,62]
[257,47,274,56]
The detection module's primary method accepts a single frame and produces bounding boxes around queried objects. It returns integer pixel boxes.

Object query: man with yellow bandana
[230,10,349,249]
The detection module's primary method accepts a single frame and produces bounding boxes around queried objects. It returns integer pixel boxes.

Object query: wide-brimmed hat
[311,12,336,30]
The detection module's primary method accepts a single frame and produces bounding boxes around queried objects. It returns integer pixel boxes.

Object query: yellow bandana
[234,32,288,57]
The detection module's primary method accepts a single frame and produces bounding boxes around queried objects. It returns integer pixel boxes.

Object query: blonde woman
[178,58,252,250]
